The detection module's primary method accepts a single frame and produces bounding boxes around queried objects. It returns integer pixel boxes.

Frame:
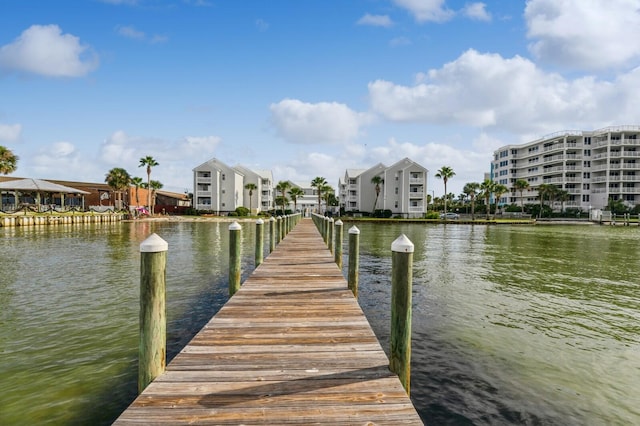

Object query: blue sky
[1,0,640,197]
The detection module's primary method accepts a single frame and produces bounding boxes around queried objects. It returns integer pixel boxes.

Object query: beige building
[339,158,428,218]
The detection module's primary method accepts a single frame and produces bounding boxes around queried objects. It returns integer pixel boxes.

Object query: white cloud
[462,2,491,21]
[116,25,168,44]
[525,0,640,70]
[256,19,269,32]
[368,49,640,134]
[389,37,411,47]
[357,14,394,27]
[270,99,369,144]
[0,123,22,142]
[116,25,145,40]
[393,0,454,23]
[0,25,98,77]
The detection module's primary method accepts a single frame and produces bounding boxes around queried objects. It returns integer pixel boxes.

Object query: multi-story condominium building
[272,181,319,214]
[491,125,640,211]
[339,158,428,218]
[193,158,273,214]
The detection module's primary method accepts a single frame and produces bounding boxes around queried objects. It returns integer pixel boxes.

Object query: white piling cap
[140,233,168,253]
[256,218,264,225]
[391,234,414,253]
[229,221,242,231]
[348,225,360,234]
[269,216,276,222]
[329,217,334,223]
[335,219,343,225]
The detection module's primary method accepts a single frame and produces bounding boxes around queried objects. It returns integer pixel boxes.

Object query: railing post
[139,233,168,394]
[348,226,360,298]
[280,215,286,241]
[269,216,276,252]
[327,217,333,253]
[276,216,282,244]
[255,218,264,267]
[334,219,343,268]
[324,216,330,245]
[390,234,414,395]
[229,221,242,296]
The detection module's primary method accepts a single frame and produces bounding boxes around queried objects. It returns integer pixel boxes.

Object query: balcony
[408,191,424,198]
[409,178,424,184]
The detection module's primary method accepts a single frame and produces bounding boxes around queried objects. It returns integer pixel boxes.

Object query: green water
[0,221,638,425]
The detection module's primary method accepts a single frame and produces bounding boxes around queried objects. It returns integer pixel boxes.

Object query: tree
[371,175,384,213]
[537,183,556,218]
[479,179,496,220]
[321,184,335,212]
[149,179,163,214]
[0,146,18,175]
[435,166,455,214]
[244,183,257,214]
[556,189,570,214]
[288,187,305,212]
[514,179,530,213]
[139,156,159,213]
[493,183,508,215]
[131,176,144,208]
[275,180,291,213]
[105,167,131,210]
[310,177,327,213]
[463,182,480,220]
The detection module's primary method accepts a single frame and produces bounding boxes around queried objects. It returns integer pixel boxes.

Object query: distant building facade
[491,125,640,211]
[339,158,428,218]
[193,158,273,214]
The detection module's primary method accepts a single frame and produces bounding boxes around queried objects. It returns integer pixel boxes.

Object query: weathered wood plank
[114,218,423,425]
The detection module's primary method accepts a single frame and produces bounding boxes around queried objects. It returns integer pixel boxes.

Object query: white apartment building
[339,158,428,218]
[193,158,273,214]
[491,125,640,211]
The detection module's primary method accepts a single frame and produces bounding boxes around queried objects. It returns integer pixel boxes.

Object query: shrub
[235,206,250,216]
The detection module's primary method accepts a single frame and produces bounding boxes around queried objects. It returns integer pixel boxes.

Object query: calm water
[1,221,639,425]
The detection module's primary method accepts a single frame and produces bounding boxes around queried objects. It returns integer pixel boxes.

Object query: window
[394,201,398,208]
[222,173,226,180]
[395,187,398,194]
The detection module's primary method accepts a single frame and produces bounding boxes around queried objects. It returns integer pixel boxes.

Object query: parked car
[439,212,460,219]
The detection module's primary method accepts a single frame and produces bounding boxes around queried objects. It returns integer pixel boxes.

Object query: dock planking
[114,218,423,425]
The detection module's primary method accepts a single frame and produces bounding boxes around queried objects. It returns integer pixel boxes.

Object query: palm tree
[371,175,384,213]
[0,146,18,175]
[514,179,530,213]
[131,176,144,208]
[321,184,335,213]
[463,182,480,220]
[556,189,570,214]
[149,179,163,214]
[493,183,508,216]
[105,167,131,210]
[479,179,495,220]
[244,183,257,214]
[310,176,327,213]
[275,180,291,213]
[435,166,455,214]
[139,156,159,213]
[288,187,305,212]
[537,183,555,218]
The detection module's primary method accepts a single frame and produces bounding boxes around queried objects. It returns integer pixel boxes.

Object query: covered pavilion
[0,178,90,212]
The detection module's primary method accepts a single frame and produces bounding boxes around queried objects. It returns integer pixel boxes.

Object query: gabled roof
[345,169,366,178]
[0,178,90,194]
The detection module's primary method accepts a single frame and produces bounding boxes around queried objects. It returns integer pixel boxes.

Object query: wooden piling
[269,216,276,252]
[327,217,334,253]
[255,218,264,267]
[229,221,242,296]
[348,225,360,298]
[390,234,413,395]
[139,233,168,394]
[276,216,282,244]
[334,219,343,268]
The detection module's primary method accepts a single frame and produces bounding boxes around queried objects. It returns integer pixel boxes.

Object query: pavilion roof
[0,178,90,194]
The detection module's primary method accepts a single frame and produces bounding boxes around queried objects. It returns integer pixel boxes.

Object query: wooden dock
[114,218,423,425]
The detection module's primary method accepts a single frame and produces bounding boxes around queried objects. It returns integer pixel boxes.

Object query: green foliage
[372,209,392,218]
[425,211,440,219]
[235,206,250,216]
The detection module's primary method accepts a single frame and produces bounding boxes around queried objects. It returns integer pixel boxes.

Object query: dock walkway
[115,218,423,425]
